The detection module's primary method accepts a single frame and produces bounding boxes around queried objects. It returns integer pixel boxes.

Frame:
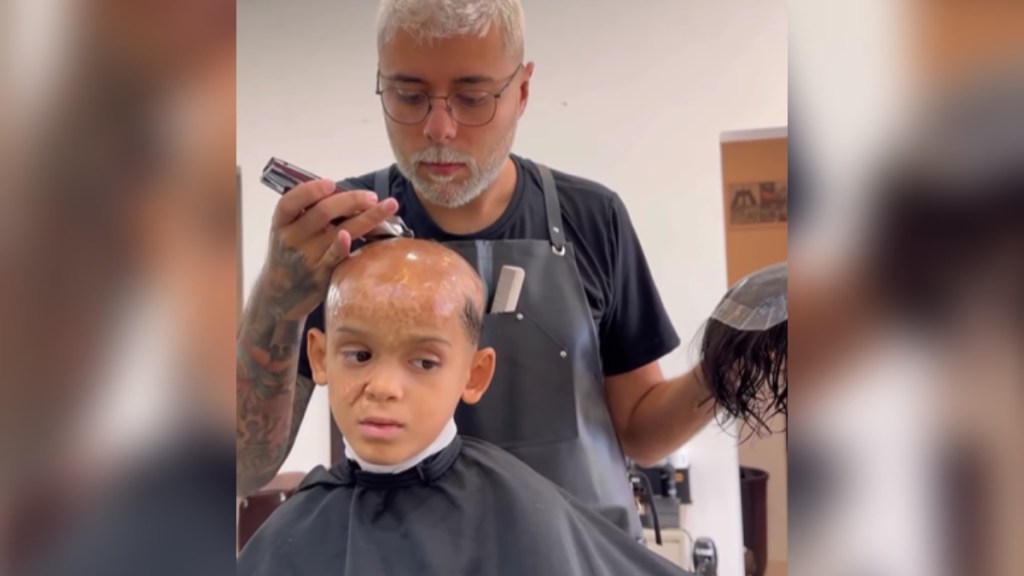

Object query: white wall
[239,2,787,575]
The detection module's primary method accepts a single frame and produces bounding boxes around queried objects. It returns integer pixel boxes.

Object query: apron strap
[536,163,567,254]
[373,166,393,199]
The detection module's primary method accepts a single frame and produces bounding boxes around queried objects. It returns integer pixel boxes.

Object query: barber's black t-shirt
[298,155,679,379]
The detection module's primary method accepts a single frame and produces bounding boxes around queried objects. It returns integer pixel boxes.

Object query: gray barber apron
[368,160,642,540]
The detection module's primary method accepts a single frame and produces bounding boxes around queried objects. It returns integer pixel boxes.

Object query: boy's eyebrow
[335,325,370,337]
[334,325,451,347]
[409,335,452,347]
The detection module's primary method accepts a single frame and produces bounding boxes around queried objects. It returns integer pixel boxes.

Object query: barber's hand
[259,179,399,319]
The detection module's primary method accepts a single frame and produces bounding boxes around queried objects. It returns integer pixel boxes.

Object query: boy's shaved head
[325,238,485,345]
[308,238,495,466]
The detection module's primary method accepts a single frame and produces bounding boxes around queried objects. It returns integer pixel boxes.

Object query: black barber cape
[237,436,692,576]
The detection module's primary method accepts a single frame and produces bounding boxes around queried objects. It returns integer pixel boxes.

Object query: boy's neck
[344,419,458,474]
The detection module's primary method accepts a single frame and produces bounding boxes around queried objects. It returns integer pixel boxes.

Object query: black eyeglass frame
[374,63,524,127]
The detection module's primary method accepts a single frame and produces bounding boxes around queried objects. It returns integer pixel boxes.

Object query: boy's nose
[364,368,403,402]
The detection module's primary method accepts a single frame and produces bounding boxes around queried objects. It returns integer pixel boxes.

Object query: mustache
[412,146,475,165]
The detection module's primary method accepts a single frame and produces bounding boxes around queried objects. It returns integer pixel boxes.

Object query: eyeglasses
[375,64,523,127]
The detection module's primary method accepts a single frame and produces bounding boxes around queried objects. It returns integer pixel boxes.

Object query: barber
[237,0,712,541]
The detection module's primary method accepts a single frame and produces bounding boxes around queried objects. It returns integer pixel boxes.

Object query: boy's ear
[461,347,496,405]
[306,328,329,387]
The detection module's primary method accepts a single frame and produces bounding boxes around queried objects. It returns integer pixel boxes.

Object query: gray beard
[391,124,517,209]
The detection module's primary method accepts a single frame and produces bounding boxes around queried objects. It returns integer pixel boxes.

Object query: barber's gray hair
[377,0,525,60]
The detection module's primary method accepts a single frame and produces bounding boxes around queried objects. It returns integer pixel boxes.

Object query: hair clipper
[260,157,414,240]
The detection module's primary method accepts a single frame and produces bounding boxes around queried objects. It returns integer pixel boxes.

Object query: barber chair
[236,471,306,552]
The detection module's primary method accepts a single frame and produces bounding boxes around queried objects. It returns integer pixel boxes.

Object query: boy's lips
[358,417,404,440]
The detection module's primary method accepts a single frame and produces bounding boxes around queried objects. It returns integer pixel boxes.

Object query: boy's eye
[341,350,372,363]
[412,358,439,370]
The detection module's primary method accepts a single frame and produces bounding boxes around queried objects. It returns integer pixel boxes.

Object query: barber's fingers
[301,227,342,263]
[272,179,335,227]
[317,228,354,270]
[289,190,381,239]
[338,198,400,240]
[315,198,399,269]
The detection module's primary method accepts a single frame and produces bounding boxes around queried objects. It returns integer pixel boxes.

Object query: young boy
[236,238,691,575]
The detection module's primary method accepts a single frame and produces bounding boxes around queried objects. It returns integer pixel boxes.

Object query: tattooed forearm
[235,409,289,494]
[259,235,325,320]
[236,230,335,495]
[237,358,297,493]
[285,375,317,454]
[236,273,310,495]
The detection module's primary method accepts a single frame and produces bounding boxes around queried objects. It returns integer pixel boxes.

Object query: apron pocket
[455,311,579,448]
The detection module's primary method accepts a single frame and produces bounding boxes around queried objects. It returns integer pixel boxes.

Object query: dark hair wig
[699,318,787,439]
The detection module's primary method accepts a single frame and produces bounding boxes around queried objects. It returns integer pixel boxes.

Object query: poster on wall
[727,180,788,226]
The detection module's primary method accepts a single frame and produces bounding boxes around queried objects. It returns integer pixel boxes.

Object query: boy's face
[307,240,494,466]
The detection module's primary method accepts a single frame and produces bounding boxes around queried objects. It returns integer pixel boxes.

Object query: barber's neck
[417,157,517,235]
[345,419,458,474]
